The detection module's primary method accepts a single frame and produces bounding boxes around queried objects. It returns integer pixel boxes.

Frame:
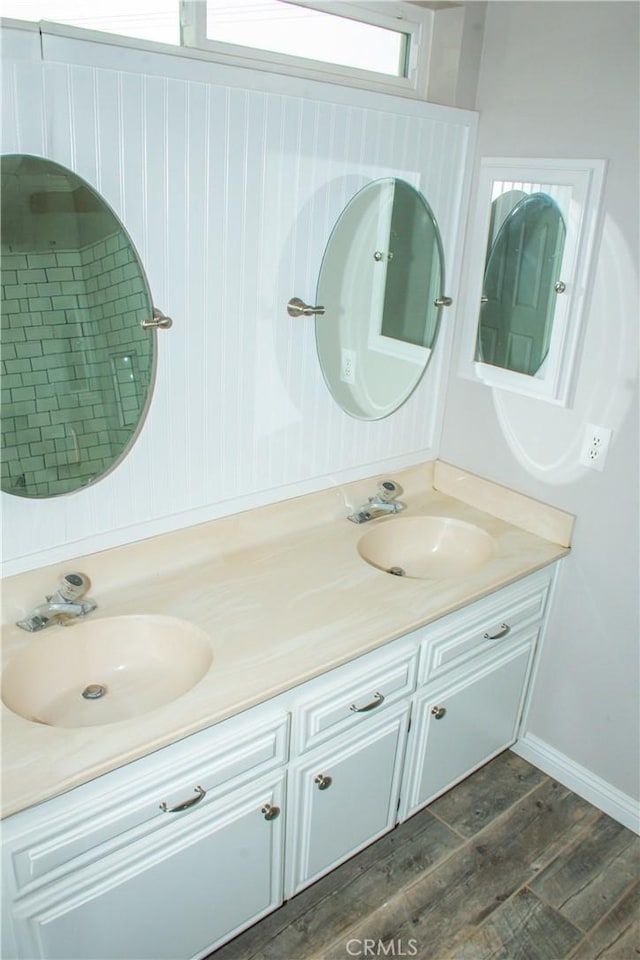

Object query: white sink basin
[2,615,213,728]
[358,515,495,579]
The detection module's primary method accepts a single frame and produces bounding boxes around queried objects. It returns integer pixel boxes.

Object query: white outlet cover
[579,423,612,471]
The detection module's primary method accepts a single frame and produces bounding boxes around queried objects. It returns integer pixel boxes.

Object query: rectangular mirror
[458,157,607,405]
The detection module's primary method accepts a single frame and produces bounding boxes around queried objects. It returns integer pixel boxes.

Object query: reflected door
[477,193,566,376]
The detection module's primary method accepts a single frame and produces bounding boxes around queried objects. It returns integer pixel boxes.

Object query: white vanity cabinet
[1,707,289,960]
[285,647,415,896]
[2,566,558,960]
[399,569,553,819]
[401,641,534,817]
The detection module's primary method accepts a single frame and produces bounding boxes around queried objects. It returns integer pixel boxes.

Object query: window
[200,1,408,77]
[1,0,430,96]
[0,0,180,45]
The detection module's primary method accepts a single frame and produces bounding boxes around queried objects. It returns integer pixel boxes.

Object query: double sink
[0,460,574,817]
[2,514,494,729]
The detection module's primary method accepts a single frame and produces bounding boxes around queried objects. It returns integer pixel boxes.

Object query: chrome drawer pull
[349,691,385,713]
[160,785,206,813]
[431,706,446,719]
[314,774,333,791]
[261,803,281,821]
[483,623,510,641]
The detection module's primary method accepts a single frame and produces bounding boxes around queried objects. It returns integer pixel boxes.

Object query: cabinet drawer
[419,569,552,684]
[292,648,416,756]
[6,709,288,893]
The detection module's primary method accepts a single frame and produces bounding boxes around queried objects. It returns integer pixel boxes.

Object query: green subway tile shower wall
[1,230,152,497]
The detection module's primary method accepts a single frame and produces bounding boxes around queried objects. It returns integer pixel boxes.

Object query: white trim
[0,16,39,33]
[512,734,640,834]
[32,20,473,124]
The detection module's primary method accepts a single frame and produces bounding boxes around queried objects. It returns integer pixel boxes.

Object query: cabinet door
[287,704,409,897]
[9,776,285,960]
[401,642,533,820]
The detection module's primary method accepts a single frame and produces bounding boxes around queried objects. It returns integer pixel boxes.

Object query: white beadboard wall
[1,26,477,575]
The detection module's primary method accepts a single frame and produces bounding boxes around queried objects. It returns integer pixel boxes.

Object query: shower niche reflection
[1,154,163,498]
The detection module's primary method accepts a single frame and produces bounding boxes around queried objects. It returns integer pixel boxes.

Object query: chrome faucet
[347,480,406,524]
[17,572,97,632]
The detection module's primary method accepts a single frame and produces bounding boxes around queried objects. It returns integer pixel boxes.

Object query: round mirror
[476,191,566,376]
[1,155,157,498]
[315,178,446,420]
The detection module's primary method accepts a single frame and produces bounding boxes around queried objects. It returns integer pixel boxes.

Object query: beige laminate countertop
[0,461,573,819]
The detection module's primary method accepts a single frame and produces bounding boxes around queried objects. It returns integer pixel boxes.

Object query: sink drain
[82,684,107,700]
[387,566,406,577]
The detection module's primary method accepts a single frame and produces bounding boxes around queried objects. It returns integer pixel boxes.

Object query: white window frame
[1,2,432,98]
[180,1,431,98]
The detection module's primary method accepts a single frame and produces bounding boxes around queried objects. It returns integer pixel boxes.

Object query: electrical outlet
[579,424,612,471]
[341,348,356,385]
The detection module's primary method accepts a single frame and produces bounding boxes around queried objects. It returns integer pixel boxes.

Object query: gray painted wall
[442,1,639,801]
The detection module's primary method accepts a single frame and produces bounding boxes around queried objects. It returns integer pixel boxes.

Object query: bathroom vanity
[0,461,572,960]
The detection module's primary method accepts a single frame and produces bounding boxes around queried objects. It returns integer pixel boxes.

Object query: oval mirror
[315,178,447,420]
[476,191,566,376]
[1,154,158,498]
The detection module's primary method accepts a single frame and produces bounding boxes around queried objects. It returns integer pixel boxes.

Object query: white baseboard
[512,734,640,835]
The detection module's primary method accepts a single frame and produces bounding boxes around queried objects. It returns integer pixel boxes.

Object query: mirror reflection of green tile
[1,154,155,498]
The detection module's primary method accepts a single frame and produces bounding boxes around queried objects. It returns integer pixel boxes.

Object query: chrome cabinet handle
[431,706,446,719]
[314,774,333,791]
[160,785,206,813]
[287,297,326,317]
[349,691,384,713]
[142,307,173,330]
[434,296,453,307]
[483,623,511,641]
[261,803,281,821]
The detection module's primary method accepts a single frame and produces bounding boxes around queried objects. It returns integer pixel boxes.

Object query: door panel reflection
[476,192,566,376]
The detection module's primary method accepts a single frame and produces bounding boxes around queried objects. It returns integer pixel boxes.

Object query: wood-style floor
[210,751,640,960]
